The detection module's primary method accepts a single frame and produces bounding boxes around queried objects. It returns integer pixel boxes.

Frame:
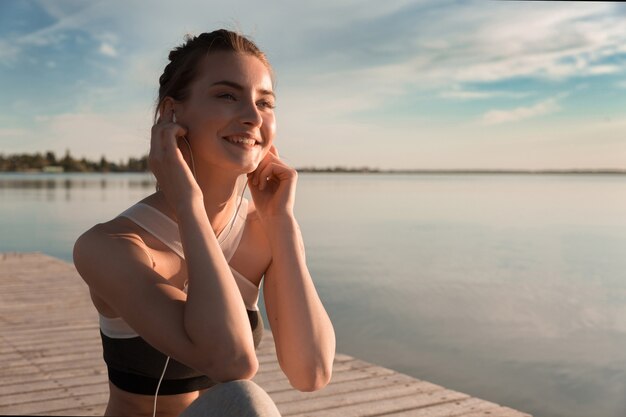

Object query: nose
[239,99,263,127]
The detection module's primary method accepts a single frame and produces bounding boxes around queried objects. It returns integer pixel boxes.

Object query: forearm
[263,215,336,389]
[177,200,255,362]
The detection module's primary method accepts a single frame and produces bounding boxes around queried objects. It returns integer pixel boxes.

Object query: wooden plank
[460,406,532,417]
[278,379,444,415]
[34,404,107,416]
[0,382,107,407]
[0,379,62,396]
[270,373,439,404]
[287,389,469,417]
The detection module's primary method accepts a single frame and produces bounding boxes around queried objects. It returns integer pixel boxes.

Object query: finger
[258,161,290,191]
[258,163,276,191]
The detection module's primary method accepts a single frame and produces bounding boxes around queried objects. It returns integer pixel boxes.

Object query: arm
[178,198,258,376]
[262,215,336,392]
[73,200,257,382]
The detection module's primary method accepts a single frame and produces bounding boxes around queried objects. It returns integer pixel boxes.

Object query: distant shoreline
[3,168,626,175]
[295,168,626,175]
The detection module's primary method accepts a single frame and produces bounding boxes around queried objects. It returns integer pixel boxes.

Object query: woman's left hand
[247,145,298,222]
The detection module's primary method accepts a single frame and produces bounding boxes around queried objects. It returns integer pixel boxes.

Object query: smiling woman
[72,28,336,417]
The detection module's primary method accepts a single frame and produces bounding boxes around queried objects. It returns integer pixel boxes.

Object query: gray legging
[178,380,282,417]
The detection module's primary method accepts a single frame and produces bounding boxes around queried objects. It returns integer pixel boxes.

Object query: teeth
[227,136,257,146]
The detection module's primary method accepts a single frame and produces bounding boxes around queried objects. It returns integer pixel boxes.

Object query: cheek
[262,115,277,139]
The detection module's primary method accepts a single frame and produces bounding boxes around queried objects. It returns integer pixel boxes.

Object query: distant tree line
[0,150,382,173]
[0,150,149,172]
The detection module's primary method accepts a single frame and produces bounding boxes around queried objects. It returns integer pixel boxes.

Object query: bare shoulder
[72,195,174,313]
[81,216,155,263]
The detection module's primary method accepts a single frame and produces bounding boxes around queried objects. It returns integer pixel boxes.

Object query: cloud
[0,39,20,63]
[17,2,103,48]
[98,42,117,57]
[2,0,625,170]
[296,1,625,91]
[440,86,533,101]
[480,97,561,126]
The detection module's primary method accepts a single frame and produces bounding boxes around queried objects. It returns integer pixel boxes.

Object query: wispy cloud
[440,86,533,101]
[98,42,117,57]
[304,1,625,103]
[480,97,561,126]
[17,2,102,47]
[0,39,20,63]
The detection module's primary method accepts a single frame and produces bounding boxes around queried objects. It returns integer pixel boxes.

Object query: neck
[196,164,245,237]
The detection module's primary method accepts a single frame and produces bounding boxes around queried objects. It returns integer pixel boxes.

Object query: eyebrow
[209,80,275,98]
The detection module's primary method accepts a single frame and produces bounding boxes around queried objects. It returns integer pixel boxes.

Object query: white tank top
[99,196,260,339]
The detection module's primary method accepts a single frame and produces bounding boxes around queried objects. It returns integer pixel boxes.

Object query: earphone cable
[153,355,170,417]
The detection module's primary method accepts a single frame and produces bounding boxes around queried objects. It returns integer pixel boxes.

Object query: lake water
[1,172,625,417]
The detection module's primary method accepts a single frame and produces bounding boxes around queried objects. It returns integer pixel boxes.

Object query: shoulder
[86,217,150,252]
[74,210,155,271]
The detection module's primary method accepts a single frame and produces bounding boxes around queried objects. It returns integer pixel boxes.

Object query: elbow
[204,352,259,382]
[290,362,333,392]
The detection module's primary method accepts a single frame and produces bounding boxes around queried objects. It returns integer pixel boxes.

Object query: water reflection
[0,172,156,189]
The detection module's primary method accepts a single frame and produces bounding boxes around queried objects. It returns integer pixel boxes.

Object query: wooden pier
[0,252,531,416]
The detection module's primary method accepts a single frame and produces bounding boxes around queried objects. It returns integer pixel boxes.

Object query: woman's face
[178,51,276,174]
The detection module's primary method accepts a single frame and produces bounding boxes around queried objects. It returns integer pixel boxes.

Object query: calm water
[1,172,625,417]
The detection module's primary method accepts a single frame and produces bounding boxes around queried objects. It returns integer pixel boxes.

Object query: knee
[188,379,281,417]
[212,379,262,397]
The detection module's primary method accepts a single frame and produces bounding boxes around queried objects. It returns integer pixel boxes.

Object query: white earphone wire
[153,355,170,417]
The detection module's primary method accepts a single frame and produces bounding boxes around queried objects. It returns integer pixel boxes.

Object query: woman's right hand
[148,109,203,213]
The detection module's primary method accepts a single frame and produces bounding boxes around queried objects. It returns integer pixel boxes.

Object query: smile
[223,136,261,150]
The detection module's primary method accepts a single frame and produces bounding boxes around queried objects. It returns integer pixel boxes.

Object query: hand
[148,109,203,214]
[247,145,297,221]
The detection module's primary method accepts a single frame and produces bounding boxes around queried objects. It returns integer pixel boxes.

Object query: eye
[218,93,236,100]
[258,100,276,110]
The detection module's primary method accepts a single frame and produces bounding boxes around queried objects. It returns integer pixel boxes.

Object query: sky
[0,0,625,170]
